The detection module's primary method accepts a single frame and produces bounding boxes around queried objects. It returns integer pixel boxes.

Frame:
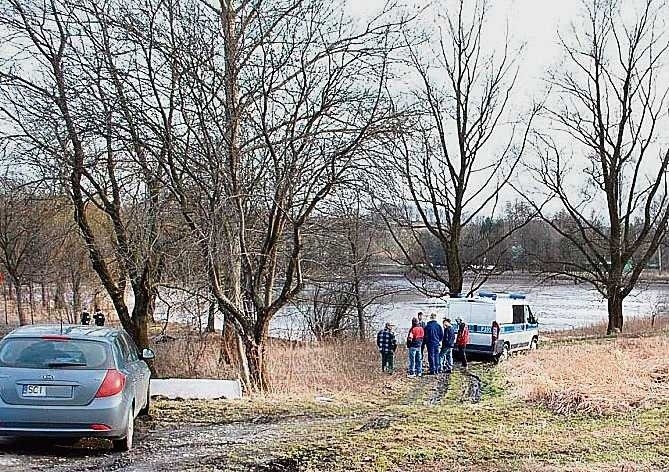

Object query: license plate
[22,385,47,397]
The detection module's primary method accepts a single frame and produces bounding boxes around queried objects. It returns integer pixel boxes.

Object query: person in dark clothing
[376,322,398,373]
[406,317,424,377]
[423,313,444,374]
[440,318,457,373]
[455,318,470,369]
[93,309,106,327]
[80,311,91,325]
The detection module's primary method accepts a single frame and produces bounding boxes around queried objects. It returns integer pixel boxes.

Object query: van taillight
[95,369,126,398]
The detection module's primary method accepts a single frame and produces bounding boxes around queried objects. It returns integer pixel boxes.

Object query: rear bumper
[459,341,505,356]
[0,395,129,439]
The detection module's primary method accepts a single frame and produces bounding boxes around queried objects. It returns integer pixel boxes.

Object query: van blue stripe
[468,323,538,333]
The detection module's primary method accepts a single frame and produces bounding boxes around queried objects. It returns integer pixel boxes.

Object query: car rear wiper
[46,362,87,367]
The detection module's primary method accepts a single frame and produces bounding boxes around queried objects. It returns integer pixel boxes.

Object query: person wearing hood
[423,313,444,375]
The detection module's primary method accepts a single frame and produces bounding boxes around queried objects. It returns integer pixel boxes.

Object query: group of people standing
[376,312,470,376]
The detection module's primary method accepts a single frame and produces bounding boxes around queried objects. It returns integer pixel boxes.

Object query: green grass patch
[270,367,669,471]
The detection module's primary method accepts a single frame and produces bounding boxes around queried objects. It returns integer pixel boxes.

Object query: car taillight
[90,424,111,431]
[95,369,126,398]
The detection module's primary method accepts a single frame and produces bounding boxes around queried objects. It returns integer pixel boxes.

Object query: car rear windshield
[0,338,114,369]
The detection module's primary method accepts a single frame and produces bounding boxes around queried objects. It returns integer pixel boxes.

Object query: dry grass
[151,330,389,397]
[503,334,669,416]
[267,339,387,395]
[152,332,237,380]
[545,314,669,341]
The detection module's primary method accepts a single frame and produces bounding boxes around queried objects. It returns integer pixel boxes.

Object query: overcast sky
[347,0,669,212]
[348,0,583,99]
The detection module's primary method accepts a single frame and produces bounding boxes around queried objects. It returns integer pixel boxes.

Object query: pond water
[268,275,669,338]
[150,275,668,339]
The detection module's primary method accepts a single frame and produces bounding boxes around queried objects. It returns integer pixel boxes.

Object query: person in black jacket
[423,313,444,375]
[440,318,457,373]
[92,309,106,327]
[80,311,91,325]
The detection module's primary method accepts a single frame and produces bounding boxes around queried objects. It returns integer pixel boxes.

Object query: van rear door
[468,301,495,352]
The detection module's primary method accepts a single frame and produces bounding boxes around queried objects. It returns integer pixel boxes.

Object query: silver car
[0,325,154,451]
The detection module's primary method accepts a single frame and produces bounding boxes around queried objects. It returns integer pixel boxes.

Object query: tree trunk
[446,232,463,296]
[129,290,152,351]
[147,286,157,324]
[607,292,624,334]
[7,279,15,300]
[352,270,366,340]
[128,291,155,376]
[54,281,65,310]
[3,283,8,325]
[28,282,35,324]
[15,283,28,326]
[243,336,269,392]
[218,315,237,365]
[206,301,216,333]
[71,274,82,318]
[40,280,48,308]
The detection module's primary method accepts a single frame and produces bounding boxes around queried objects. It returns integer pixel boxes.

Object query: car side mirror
[141,348,155,361]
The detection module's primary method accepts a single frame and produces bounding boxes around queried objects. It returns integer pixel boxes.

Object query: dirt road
[0,372,466,472]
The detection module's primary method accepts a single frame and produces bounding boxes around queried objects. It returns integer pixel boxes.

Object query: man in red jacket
[455,318,470,369]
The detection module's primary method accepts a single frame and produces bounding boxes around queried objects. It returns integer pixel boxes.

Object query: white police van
[447,291,539,361]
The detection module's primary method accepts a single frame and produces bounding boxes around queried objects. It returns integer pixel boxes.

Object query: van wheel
[112,407,134,453]
[501,343,511,362]
[495,343,510,364]
[530,337,538,350]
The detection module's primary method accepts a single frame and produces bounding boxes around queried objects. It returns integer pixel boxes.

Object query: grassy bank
[146,329,669,471]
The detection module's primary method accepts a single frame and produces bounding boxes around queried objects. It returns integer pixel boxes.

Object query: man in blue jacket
[423,313,444,375]
[440,318,457,373]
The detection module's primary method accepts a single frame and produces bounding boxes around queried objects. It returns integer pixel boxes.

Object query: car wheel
[112,407,134,453]
[139,388,151,417]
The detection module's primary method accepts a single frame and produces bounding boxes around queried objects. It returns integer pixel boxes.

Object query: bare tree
[0,180,57,324]
[375,0,537,297]
[524,0,669,333]
[121,0,405,390]
[302,189,400,340]
[0,0,172,353]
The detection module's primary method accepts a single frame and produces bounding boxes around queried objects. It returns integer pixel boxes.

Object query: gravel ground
[0,415,342,471]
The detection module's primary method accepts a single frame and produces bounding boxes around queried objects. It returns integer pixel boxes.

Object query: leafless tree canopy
[524,0,669,333]
[374,0,538,298]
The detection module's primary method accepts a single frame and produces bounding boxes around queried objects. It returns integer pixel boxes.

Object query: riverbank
[151,329,669,471]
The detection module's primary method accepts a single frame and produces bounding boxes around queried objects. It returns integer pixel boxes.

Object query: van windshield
[0,338,114,370]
